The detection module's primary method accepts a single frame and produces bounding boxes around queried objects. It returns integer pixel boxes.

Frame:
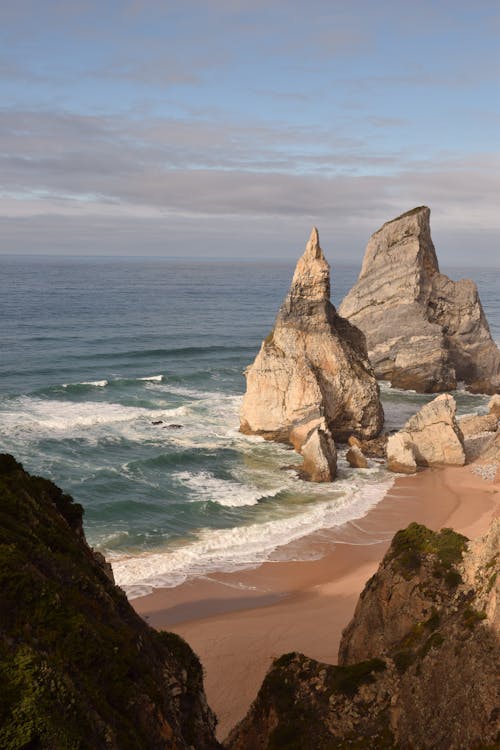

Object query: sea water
[1,256,498,597]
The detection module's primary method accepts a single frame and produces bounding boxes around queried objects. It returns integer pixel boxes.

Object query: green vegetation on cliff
[0,454,220,750]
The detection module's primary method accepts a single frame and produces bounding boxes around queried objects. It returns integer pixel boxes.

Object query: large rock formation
[0,454,221,750]
[339,206,500,394]
[387,394,466,473]
[226,520,500,750]
[240,228,384,476]
[387,393,465,473]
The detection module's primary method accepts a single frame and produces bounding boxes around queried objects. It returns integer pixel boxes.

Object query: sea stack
[240,228,383,480]
[339,206,500,394]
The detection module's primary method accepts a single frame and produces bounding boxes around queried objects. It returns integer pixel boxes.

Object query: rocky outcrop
[300,419,337,481]
[346,444,368,469]
[489,394,500,417]
[458,412,498,438]
[226,520,500,750]
[387,394,465,473]
[387,432,417,474]
[339,206,500,394]
[240,228,383,480]
[0,454,220,750]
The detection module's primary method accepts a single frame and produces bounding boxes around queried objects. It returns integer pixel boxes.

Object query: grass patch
[388,523,467,580]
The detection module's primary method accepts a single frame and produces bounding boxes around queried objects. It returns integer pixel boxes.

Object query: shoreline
[132,464,499,740]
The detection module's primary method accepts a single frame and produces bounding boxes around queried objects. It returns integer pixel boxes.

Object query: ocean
[1,255,498,598]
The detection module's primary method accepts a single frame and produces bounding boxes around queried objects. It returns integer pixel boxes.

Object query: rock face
[387,394,465,473]
[489,394,500,417]
[0,454,220,750]
[226,520,500,750]
[346,444,368,469]
[339,206,500,394]
[240,228,383,478]
[300,419,337,481]
[458,412,498,438]
[386,432,417,474]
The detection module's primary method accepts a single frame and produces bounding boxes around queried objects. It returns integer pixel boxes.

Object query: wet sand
[133,465,499,740]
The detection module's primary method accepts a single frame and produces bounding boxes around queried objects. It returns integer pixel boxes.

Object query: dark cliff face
[226,521,500,750]
[0,454,221,750]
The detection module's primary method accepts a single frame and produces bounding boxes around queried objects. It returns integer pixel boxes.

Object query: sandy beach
[133,464,499,740]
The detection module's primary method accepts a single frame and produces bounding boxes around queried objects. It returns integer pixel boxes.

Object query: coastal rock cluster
[0,454,221,750]
[240,228,383,481]
[387,393,466,474]
[339,206,500,394]
[226,519,500,750]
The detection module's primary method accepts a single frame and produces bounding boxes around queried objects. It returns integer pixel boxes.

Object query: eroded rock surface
[339,206,500,394]
[240,228,383,480]
[300,419,337,482]
[346,444,368,469]
[226,520,500,750]
[387,394,465,473]
[387,432,417,474]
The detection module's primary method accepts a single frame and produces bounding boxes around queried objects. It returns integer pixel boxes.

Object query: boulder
[339,206,500,394]
[300,420,337,482]
[387,394,466,472]
[404,394,465,466]
[346,444,368,469]
[458,413,498,438]
[489,394,500,417]
[347,435,362,448]
[387,432,417,474]
[358,433,389,458]
[240,227,383,480]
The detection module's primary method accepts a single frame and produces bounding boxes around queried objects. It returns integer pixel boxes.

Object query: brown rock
[300,419,337,482]
[359,433,388,458]
[346,445,368,469]
[391,394,465,469]
[339,206,500,394]
[458,413,498,438]
[489,394,500,417]
[386,433,417,474]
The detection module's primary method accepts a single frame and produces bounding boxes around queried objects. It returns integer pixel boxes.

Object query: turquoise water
[0,256,497,596]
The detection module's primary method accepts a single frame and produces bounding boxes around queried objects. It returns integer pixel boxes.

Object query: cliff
[240,228,383,480]
[226,519,500,749]
[0,454,220,750]
[339,207,500,394]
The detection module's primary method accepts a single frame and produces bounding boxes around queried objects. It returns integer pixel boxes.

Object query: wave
[0,396,184,442]
[138,374,163,382]
[172,470,284,507]
[111,478,394,597]
[62,379,109,388]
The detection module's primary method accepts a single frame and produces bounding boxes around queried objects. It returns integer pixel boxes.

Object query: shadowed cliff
[226,519,500,749]
[0,454,221,750]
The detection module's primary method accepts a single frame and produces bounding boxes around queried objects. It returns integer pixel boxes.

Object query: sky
[1,0,499,264]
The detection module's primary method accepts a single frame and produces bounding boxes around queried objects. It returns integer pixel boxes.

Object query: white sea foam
[63,379,109,388]
[173,470,284,507]
[112,477,394,597]
[138,374,163,382]
[0,396,183,443]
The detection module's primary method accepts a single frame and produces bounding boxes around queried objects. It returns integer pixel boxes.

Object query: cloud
[0,106,498,264]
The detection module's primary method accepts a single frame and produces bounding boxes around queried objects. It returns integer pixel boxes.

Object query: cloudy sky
[1,0,499,263]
